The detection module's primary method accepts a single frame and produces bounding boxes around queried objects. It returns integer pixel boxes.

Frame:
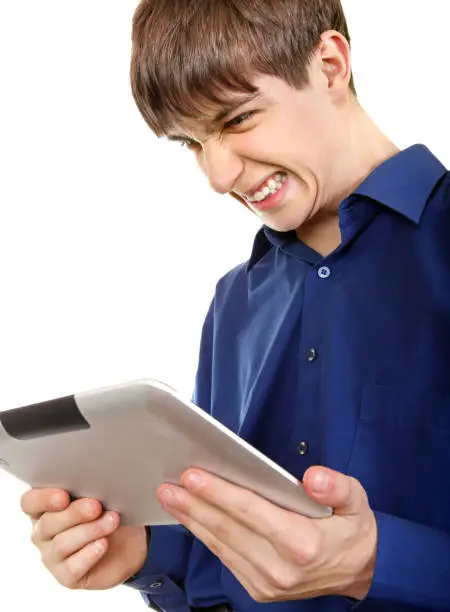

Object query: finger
[160,500,264,600]
[54,538,109,590]
[21,489,70,521]
[178,470,310,536]
[302,466,368,515]
[47,511,119,564]
[33,498,103,544]
[158,485,281,580]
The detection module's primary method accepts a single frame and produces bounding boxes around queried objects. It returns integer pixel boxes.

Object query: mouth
[240,172,288,212]
[245,172,287,203]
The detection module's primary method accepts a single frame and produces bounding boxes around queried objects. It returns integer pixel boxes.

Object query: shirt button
[150,580,165,589]
[318,266,331,279]
[307,348,318,362]
[297,441,309,456]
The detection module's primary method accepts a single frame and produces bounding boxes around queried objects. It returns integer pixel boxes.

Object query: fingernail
[104,513,115,528]
[184,471,202,488]
[83,501,97,518]
[52,492,65,509]
[160,488,176,506]
[312,471,329,493]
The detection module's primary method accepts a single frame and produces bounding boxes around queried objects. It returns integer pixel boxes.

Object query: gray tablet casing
[0,379,331,525]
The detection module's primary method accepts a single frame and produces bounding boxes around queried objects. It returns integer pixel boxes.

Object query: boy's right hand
[20,488,148,590]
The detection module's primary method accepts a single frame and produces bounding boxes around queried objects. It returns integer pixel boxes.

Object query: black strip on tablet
[0,396,90,440]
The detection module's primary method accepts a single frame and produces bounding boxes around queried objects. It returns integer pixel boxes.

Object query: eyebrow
[167,91,263,142]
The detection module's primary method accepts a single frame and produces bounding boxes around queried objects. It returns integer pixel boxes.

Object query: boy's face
[168,58,346,233]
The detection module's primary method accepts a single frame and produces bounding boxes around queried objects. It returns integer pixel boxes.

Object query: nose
[200,140,243,195]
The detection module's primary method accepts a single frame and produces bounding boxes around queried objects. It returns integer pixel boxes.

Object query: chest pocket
[347,384,450,531]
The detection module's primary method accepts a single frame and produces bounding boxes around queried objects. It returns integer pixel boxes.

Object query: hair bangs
[131,0,354,137]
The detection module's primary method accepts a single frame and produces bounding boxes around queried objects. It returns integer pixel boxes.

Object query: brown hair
[130,0,355,137]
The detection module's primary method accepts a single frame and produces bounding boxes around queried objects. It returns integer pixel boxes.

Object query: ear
[318,30,353,99]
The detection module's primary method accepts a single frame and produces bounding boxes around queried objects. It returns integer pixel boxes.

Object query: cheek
[231,127,276,163]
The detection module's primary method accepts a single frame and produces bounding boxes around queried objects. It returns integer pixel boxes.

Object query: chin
[263,210,308,234]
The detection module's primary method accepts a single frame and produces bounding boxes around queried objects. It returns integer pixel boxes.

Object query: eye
[179,138,201,150]
[225,111,254,129]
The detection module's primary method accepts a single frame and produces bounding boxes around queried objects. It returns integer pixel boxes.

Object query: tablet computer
[0,379,331,525]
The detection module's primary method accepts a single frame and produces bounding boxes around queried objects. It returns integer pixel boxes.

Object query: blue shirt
[127,145,450,611]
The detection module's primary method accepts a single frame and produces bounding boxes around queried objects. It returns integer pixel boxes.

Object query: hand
[157,466,377,602]
[21,489,148,590]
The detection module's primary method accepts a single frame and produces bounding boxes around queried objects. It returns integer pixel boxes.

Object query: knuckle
[348,475,360,487]
[56,563,83,590]
[50,533,70,560]
[235,497,254,518]
[41,552,55,574]
[251,585,276,603]
[211,520,231,543]
[59,572,80,590]
[300,540,320,565]
[35,512,54,541]
[267,567,296,591]
[348,476,366,503]
[291,531,321,566]
[348,475,363,491]
[30,521,43,547]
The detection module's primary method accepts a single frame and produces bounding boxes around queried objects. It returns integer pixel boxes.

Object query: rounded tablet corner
[319,504,333,518]
[300,501,332,520]
[306,497,332,519]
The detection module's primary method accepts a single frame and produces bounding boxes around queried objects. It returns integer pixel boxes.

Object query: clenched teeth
[247,173,287,203]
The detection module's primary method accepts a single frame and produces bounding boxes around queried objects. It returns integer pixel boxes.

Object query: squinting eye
[180,139,200,150]
[225,111,253,129]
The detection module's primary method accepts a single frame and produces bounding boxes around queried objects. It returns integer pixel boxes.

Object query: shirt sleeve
[366,511,450,609]
[123,298,216,610]
[124,524,194,611]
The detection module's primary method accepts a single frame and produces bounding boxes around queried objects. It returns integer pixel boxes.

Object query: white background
[0,1,449,610]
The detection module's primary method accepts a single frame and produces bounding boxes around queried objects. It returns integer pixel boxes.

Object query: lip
[246,175,288,212]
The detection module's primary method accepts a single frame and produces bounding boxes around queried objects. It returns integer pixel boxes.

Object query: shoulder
[206,261,249,323]
[414,171,450,292]
[429,170,450,207]
[422,171,450,231]
[216,261,248,296]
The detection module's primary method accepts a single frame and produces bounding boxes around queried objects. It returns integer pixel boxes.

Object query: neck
[297,100,399,256]
[332,100,400,206]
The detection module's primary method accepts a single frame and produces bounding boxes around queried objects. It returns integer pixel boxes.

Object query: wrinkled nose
[200,141,244,195]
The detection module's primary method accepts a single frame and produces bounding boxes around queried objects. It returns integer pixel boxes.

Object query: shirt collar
[247,145,447,272]
[352,144,447,223]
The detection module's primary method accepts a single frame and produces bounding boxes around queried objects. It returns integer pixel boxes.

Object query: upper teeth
[247,173,286,203]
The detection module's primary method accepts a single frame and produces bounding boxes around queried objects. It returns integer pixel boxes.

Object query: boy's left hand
[157,466,377,602]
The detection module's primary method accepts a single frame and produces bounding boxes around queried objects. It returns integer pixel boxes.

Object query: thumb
[303,466,368,516]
